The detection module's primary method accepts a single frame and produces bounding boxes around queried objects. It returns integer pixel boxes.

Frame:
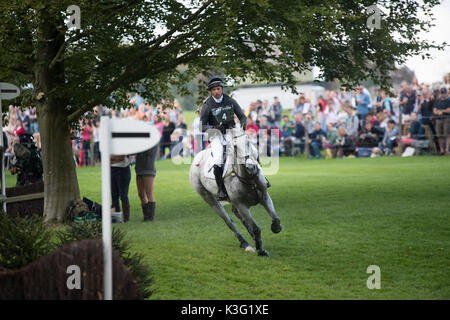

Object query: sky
[402,0,450,84]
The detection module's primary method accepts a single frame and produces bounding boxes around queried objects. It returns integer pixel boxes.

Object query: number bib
[212,104,234,124]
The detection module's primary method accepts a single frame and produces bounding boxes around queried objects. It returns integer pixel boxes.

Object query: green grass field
[6,156,449,299]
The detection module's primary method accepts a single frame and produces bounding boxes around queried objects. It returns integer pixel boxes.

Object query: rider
[200,76,247,200]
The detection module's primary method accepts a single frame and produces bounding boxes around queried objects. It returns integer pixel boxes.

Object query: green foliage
[0,0,445,117]
[0,213,55,270]
[55,222,152,299]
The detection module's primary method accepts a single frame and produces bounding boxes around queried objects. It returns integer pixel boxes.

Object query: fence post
[398,108,403,154]
[304,120,310,158]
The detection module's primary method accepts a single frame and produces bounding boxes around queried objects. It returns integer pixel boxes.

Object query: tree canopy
[1,0,444,112]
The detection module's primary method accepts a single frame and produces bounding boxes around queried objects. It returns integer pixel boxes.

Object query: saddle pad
[203,149,230,180]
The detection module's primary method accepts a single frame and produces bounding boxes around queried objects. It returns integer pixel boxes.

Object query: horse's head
[244,157,259,175]
[231,128,259,176]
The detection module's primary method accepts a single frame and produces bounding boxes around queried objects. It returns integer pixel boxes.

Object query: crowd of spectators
[3,105,40,155]
[3,72,449,167]
[67,73,450,164]
[71,95,187,166]
[262,74,450,159]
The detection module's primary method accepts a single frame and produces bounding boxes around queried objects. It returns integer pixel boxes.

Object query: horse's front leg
[200,191,252,251]
[234,203,269,257]
[260,190,282,234]
[231,205,256,247]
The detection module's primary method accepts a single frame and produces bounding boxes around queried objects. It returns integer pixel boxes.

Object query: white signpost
[0,83,21,212]
[99,116,160,300]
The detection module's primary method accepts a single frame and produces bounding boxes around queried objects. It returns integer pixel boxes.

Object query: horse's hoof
[271,221,282,234]
[245,246,255,253]
[258,250,270,257]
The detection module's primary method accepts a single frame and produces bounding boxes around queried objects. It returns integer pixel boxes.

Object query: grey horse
[189,128,282,257]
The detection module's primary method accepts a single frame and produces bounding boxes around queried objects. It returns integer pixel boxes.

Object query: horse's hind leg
[199,190,252,251]
[234,203,270,257]
[260,192,282,234]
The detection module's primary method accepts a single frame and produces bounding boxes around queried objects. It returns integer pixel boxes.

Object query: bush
[55,222,152,299]
[0,212,55,270]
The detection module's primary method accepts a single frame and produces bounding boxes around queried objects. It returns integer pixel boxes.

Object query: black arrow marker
[111,132,150,138]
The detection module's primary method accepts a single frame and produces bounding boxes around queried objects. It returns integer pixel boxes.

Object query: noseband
[231,132,260,186]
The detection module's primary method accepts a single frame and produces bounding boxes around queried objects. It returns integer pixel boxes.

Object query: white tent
[230,84,326,110]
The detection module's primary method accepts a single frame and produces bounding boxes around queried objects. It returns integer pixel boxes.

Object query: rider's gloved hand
[216,123,226,133]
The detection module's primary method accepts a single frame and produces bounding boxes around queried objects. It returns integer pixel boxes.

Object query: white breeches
[210,133,230,167]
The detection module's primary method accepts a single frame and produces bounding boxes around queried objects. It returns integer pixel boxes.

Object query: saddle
[203,146,231,180]
[197,128,261,180]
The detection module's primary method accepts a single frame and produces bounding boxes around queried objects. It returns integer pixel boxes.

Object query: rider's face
[211,86,223,99]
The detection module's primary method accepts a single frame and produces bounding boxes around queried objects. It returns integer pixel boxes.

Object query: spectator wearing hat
[433,87,450,155]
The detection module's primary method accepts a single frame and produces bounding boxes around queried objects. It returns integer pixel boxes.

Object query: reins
[230,134,260,192]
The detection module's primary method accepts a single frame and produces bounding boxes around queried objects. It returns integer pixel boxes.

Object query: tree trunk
[39,103,80,223]
[33,10,80,223]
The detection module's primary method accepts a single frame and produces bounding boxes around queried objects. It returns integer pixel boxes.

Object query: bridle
[230,131,260,188]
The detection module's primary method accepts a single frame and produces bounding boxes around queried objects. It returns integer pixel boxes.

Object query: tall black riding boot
[122,202,130,223]
[142,202,150,221]
[148,202,155,221]
[213,165,228,201]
